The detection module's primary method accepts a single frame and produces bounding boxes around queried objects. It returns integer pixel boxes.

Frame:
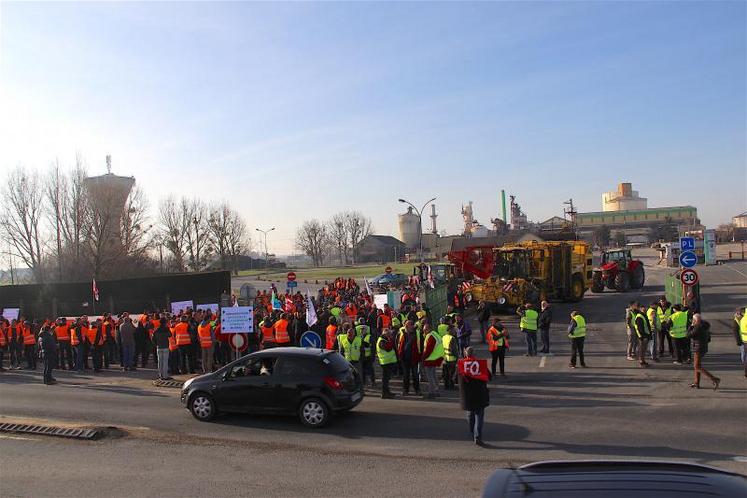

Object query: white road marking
[725,265,747,278]
[0,434,38,441]
[539,356,546,368]
[733,456,747,463]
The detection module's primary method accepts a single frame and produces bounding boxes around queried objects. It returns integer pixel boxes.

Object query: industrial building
[576,182,701,245]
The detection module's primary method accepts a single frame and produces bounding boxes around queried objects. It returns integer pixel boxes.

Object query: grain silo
[398,207,420,250]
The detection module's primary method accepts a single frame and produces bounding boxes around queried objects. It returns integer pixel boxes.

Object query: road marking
[725,265,747,278]
[0,434,37,441]
[539,356,546,368]
[733,456,747,463]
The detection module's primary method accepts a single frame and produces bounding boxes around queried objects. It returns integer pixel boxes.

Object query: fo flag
[457,358,489,382]
[271,291,283,311]
[92,278,100,302]
[306,289,318,327]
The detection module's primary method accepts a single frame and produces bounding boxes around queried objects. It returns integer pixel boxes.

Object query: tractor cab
[493,249,532,280]
[601,249,631,270]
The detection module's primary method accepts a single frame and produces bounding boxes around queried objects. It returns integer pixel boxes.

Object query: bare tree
[158,196,190,272]
[45,159,67,281]
[296,219,328,267]
[0,167,47,282]
[183,198,211,271]
[329,213,348,265]
[207,203,231,270]
[344,210,373,264]
[120,185,153,264]
[59,156,88,278]
[226,209,249,275]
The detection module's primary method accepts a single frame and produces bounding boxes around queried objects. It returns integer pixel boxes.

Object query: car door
[273,357,320,412]
[215,356,276,413]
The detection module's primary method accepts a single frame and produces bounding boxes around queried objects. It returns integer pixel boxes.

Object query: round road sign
[287,272,296,281]
[229,333,248,352]
[300,331,322,348]
[680,269,699,286]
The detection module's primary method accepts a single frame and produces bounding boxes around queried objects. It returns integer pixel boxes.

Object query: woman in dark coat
[687,313,720,390]
[458,346,491,445]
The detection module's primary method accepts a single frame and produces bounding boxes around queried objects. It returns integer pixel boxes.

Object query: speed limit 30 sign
[680,268,699,286]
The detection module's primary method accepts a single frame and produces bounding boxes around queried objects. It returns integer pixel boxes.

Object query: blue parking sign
[680,237,695,252]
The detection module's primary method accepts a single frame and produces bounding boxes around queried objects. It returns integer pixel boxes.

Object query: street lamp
[255,227,275,270]
[398,197,436,263]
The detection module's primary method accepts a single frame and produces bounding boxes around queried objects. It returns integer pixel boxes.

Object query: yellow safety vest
[670,311,688,339]
[442,334,457,362]
[376,337,397,365]
[338,335,361,362]
[647,308,659,331]
[570,315,586,338]
[633,312,650,338]
[739,314,747,343]
[520,309,539,331]
[425,331,444,362]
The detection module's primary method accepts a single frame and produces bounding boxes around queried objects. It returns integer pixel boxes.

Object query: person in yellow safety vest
[357,318,375,387]
[338,328,362,373]
[197,318,214,374]
[376,329,397,399]
[632,302,652,368]
[669,305,690,365]
[646,302,661,363]
[567,311,587,369]
[486,317,509,377]
[517,303,539,357]
[421,323,444,399]
[441,325,459,389]
[733,306,747,378]
[657,298,674,358]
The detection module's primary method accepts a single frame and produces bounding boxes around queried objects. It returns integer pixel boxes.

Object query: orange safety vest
[486,326,502,352]
[274,319,290,344]
[85,326,97,345]
[174,322,191,346]
[22,325,36,345]
[0,325,6,347]
[260,324,275,343]
[380,315,391,329]
[70,326,81,346]
[55,324,70,341]
[197,323,213,349]
[168,327,177,351]
[326,325,338,349]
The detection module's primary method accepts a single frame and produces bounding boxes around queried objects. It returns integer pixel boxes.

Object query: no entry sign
[287,272,297,281]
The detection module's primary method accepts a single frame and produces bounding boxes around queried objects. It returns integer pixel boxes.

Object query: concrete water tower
[398,206,420,250]
[84,155,135,245]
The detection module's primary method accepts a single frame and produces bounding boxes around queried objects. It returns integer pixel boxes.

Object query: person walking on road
[458,346,491,446]
[117,314,136,371]
[486,317,509,376]
[687,313,720,390]
[568,311,587,369]
[454,314,472,357]
[538,301,552,355]
[152,319,172,380]
[397,320,421,396]
[632,303,652,368]
[733,307,747,378]
[517,303,539,357]
[376,328,397,399]
[37,325,58,385]
[421,323,444,399]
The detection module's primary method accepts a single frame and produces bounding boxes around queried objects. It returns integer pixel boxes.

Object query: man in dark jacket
[538,301,553,354]
[633,303,652,368]
[459,346,491,446]
[152,320,172,380]
[116,314,136,371]
[397,321,421,396]
[38,325,58,385]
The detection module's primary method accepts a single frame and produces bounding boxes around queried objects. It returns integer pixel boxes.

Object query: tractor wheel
[591,272,605,293]
[569,274,586,302]
[614,271,631,292]
[631,264,645,289]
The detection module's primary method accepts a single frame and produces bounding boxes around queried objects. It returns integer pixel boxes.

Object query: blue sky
[1,1,744,254]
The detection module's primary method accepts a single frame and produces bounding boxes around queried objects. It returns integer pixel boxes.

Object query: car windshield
[604,251,628,263]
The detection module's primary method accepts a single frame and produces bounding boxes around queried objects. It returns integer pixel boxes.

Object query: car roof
[482,460,747,498]
[251,347,332,358]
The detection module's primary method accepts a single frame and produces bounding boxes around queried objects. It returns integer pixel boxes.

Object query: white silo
[84,156,135,247]
[398,207,420,250]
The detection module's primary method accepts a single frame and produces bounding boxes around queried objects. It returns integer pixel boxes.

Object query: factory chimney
[430,204,438,234]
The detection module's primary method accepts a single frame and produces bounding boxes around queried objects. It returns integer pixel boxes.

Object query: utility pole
[398,197,436,263]
[255,227,275,270]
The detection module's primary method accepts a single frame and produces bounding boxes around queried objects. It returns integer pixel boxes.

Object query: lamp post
[398,197,436,263]
[255,227,275,270]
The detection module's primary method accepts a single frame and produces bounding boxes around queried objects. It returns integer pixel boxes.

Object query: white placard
[196,303,219,314]
[373,294,388,310]
[2,308,20,321]
[221,306,254,334]
[170,300,194,315]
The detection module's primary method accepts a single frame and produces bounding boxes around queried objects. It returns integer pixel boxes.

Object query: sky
[1,1,745,255]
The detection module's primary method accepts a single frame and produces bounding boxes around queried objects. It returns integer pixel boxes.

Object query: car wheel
[590,272,604,293]
[298,397,329,428]
[569,274,585,302]
[189,392,216,422]
[614,271,630,292]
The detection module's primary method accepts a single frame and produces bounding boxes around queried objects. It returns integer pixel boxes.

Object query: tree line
[0,157,250,284]
[295,211,373,267]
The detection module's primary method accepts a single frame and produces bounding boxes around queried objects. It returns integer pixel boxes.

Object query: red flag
[457,358,489,381]
[284,295,294,312]
[92,278,100,302]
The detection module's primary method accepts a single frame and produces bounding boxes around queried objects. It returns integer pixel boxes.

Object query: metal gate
[424,284,449,325]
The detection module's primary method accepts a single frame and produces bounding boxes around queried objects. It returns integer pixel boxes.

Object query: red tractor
[591,249,645,293]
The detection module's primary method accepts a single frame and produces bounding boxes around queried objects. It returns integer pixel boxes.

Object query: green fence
[424,284,449,325]
[664,271,701,311]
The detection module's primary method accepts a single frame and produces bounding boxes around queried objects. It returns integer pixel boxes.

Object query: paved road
[1,259,746,497]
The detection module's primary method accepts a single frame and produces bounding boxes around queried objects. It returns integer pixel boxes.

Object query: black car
[482,460,747,498]
[181,348,363,427]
